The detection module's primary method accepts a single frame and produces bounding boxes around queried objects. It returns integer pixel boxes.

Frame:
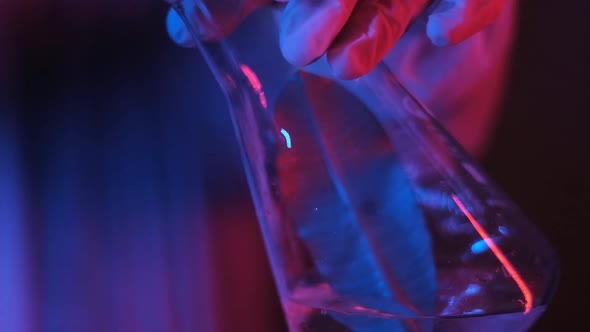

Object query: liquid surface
[283,286,545,332]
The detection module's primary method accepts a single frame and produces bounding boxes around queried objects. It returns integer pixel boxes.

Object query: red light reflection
[240,64,268,108]
[452,194,533,313]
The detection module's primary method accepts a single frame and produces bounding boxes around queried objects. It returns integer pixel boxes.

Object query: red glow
[239,64,268,108]
[451,194,533,313]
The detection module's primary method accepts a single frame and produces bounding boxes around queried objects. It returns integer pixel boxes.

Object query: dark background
[483,1,590,330]
[0,0,588,331]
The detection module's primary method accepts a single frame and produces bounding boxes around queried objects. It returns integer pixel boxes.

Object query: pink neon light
[240,64,268,108]
[451,194,533,314]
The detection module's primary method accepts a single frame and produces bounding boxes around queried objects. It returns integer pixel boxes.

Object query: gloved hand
[166,0,508,79]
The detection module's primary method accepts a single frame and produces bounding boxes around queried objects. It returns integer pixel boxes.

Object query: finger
[327,0,431,80]
[279,0,358,67]
[426,0,508,46]
[167,9,194,47]
[167,0,271,46]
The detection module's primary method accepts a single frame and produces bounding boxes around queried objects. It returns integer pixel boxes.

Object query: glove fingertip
[426,13,461,47]
[279,25,326,68]
[166,9,195,48]
[279,36,311,68]
[426,21,452,47]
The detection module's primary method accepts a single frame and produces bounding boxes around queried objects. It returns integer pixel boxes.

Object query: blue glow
[465,284,481,295]
[280,128,292,149]
[470,239,490,254]
[464,308,485,315]
[0,122,29,332]
[498,226,508,235]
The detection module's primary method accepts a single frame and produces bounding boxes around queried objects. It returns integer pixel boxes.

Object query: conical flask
[170,2,559,331]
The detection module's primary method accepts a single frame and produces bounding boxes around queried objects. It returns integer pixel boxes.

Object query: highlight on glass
[168,1,559,331]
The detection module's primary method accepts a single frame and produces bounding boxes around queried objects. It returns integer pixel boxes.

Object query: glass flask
[170,1,559,331]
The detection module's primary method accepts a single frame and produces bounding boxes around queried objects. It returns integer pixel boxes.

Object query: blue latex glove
[166,0,509,79]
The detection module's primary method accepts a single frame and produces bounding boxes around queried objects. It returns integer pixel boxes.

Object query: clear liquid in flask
[255,72,557,332]
[168,4,559,331]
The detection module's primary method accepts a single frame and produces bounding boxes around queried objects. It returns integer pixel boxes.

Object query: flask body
[174,4,559,331]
